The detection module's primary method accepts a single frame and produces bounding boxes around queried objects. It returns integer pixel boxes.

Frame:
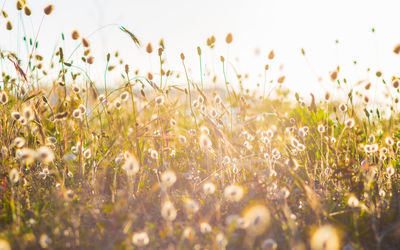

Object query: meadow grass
[1,2,400,250]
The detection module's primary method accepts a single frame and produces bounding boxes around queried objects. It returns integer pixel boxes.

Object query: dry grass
[1,2,400,250]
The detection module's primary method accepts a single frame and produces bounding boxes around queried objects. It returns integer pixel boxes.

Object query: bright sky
[2,0,400,99]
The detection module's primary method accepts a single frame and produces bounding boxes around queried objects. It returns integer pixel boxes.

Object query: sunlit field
[2,2,400,250]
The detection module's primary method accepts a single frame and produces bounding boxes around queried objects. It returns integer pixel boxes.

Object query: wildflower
[203,182,216,194]
[9,169,19,184]
[224,184,244,202]
[345,118,355,128]
[170,119,176,126]
[310,225,340,250]
[37,146,55,164]
[122,156,139,176]
[161,200,177,221]
[243,204,271,236]
[132,232,149,247]
[0,91,8,104]
[160,170,177,188]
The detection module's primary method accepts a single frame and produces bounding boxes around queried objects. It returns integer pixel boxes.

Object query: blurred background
[1,0,400,99]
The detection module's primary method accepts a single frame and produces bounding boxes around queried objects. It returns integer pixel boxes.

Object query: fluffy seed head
[0,91,8,104]
[11,112,21,120]
[338,103,347,112]
[310,225,340,250]
[71,30,80,40]
[120,91,129,102]
[161,201,177,221]
[9,169,19,184]
[345,118,355,128]
[224,184,244,202]
[37,146,55,164]
[199,133,212,149]
[348,195,360,208]
[132,232,149,247]
[243,204,271,236]
[160,170,177,188]
[203,182,216,194]
[122,156,139,176]
[155,95,164,105]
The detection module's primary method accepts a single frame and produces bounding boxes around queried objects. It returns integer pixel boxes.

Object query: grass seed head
[1,91,9,104]
[44,5,54,15]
